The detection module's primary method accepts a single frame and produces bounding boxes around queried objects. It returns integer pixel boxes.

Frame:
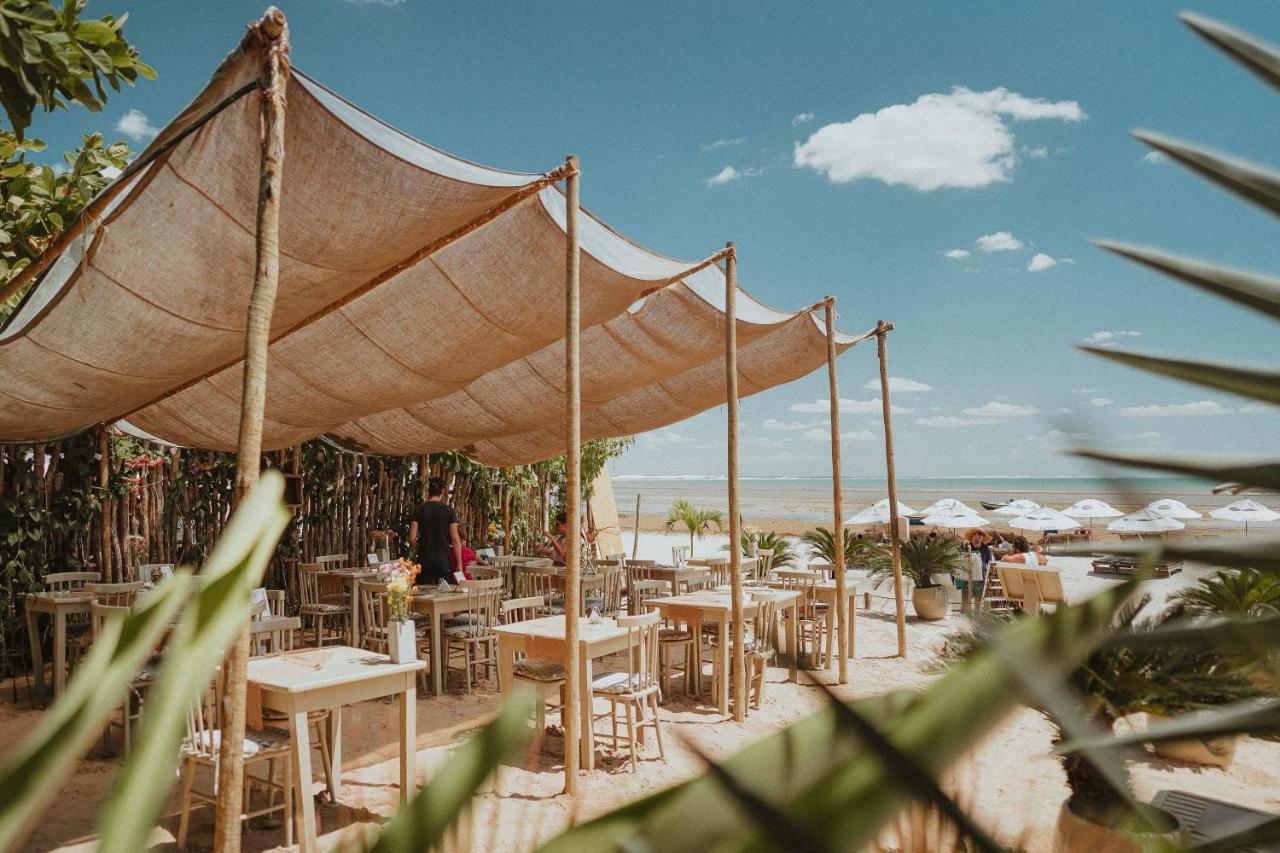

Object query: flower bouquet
[384,558,419,663]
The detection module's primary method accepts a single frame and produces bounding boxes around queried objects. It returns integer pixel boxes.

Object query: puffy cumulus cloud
[706,165,763,186]
[791,398,912,415]
[1083,330,1141,345]
[792,112,815,126]
[1088,398,1114,408]
[943,248,971,260]
[963,401,1039,417]
[916,415,1002,427]
[1119,400,1230,417]
[1027,253,1060,272]
[116,109,159,141]
[976,231,1023,252]
[864,376,931,393]
[804,428,876,442]
[762,418,812,431]
[793,87,1084,191]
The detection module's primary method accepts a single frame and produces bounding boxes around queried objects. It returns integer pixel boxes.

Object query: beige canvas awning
[0,38,869,462]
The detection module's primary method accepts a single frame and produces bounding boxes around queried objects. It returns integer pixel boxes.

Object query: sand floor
[6,557,1278,852]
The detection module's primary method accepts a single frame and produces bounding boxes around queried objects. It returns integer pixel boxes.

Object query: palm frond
[1078,345,1280,406]
[1133,129,1280,218]
[1094,241,1280,322]
[1181,11,1280,93]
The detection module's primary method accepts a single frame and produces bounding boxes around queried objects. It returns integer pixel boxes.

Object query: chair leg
[650,694,666,760]
[315,718,335,799]
[284,751,294,848]
[625,702,637,773]
[177,755,196,849]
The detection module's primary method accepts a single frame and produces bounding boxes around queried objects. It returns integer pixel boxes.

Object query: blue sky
[30,1,1280,478]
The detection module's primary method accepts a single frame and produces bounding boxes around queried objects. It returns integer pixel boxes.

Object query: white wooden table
[25,590,94,698]
[492,616,632,772]
[246,646,424,853]
[647,588,800,715]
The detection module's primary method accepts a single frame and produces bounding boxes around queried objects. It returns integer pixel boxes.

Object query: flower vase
[377,547,390,562]
[387,619,417,664]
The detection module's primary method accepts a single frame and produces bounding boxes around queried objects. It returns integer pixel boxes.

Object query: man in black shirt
[408,477,463,585]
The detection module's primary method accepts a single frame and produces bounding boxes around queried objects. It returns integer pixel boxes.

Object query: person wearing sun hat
[957,528,994,608]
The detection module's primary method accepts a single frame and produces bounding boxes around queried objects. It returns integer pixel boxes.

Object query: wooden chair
[86,581,145,606]
[775,570,829,669]
[688,556,729,587]
[626,562,665,615]
[502,596,566,741]
[314,553,348,606]
[657,604,701,697]
[444,578,503,693]
[91,602,157,756]
[590,610,665,772]
[589,563,625,617]
[517,565,559,616]
[44,571,100,591]
[992,563,1026,613]
[358,580,390,653]
[265,589,286,617]
[298,563,348,647]
[176,679,293,849]
[680,569,713,594]
[671,545,690,566]
[745,591,779,711]
[754,552,774,583]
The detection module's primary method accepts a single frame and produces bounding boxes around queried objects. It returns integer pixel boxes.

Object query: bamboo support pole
[97,426,112,581]
[215,10,289,852]
[875,320,906,659]
[724,242,746,722]
[824,300,848,683]
[631,493,641,559]
[562,154,582,794]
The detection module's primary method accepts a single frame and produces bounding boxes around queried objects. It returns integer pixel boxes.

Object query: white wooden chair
[591,609,665,772]
[502,596,566,742]
[298,562,348,647]
[444,578,503,693]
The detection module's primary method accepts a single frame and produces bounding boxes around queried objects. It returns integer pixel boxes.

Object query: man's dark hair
[428,477,446,497]
[554,511,567,525]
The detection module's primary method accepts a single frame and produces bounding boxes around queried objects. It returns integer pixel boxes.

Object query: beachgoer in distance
[408,477,464,584]
[1002,536,1046,566]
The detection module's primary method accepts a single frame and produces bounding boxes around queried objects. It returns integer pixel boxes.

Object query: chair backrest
[517,565,556,607]
[775,569,821,613]
[807,562,836,580]
[90,601,130,641]
[599,564,624,616]
[682,569,713,593]
[1030,568,1065,604]
[995,564,1026,601]
[501,595,544,625]
[358,580,389,646]
[298,562,324,607]
[520,557,554,569]
[470,566,502,582]
[316,553,347,567]
[615,609,661,690]
[755,552,775,581]
[671,545,690,566]
[184,680,221,759]
[625,559,657,582]
[44,571,100,591]
[265,589,286,616]
[458,578,503,637]
[749,590,779,653]
[86,581,145,607]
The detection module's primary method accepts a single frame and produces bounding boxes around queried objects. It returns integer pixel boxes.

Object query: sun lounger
[1091,555,1184,578]
[1151,789,1279,852]
[994,562,1065,613]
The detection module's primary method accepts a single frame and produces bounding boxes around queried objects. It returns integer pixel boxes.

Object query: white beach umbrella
[920,497,974,516]
[1209,498,1280,535]
[1146,498,1203,520]
[845,497,918,526]
[1061,498,1123,523]
[1108,508,1186,534]
[920,506,990,530]
[1009,506,1081,533]
[993,499,1041,517]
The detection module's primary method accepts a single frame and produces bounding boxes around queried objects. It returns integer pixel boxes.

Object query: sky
[29,1,1280,479]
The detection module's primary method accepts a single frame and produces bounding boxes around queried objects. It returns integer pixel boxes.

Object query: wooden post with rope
[724,242,746,721]
[215,9,289,851]
[562,154,582,793]
[824,299,849,682]
[875,320,907,659]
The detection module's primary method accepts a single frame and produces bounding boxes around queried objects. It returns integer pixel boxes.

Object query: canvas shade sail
[0,41,866,460]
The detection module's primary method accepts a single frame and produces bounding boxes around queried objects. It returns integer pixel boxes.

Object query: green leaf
[1071,449,1280,492]
[1078,345,1280,406]
[1180,12,1280,94]
[1095,241,1280,322]
[73,20,117,48]
[133,61,155,81]
[1134,130,1280,219]
[1056,698,1280,754]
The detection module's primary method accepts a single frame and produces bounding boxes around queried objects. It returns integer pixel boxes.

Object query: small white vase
[387,620,417,664]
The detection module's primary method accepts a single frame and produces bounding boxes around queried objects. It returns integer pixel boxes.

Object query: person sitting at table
[408,477,464,585]
[540,511,597,566]
[1002,536,1046,566]
[452,539,480,580]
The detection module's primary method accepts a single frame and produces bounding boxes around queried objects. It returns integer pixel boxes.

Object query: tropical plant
[740,529,797,568]
[663,499,723,555]
[800,525,877,566]
[869,536,964,589]
[1168,568,1280,619]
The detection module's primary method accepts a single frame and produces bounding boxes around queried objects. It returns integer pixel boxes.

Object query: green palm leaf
[1078,345,1280,405]
[1095,241,1280,322]
[1071,449,1280,492]
[1133,129,1280,218]
[1181,11,1280,93]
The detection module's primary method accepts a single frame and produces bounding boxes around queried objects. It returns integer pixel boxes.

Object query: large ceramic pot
[910,584,950,621]
[1147,713,1239,768]
[1052,801,1180,853]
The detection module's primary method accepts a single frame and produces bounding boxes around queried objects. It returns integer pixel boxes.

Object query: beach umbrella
[1061,498,1123,525]
[1209,499,1280,535]
[1108,508,1185,534]
[920,497,975,516]
[1009,506,1081,533]
[920,506,990,530]
[845,497,918,526]
[1146,498,1203,520]
[992,499,1041,517]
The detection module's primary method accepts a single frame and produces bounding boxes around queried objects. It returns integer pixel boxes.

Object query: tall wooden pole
[875,321,907,659]
[501,470,511,555]
[724,242,746,722]
[631,493,641,559]
[824,300,848,684]
[562,155,582,794]
[215,10,289,852]
[98,426,112,582]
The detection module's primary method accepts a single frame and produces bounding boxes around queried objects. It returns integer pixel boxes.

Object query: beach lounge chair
[993,563,1065,613]
[1151,790,1279,851]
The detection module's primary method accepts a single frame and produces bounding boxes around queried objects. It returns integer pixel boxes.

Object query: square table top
[492,615,626,643]
[246,645,423,693]
[27,590,97,603]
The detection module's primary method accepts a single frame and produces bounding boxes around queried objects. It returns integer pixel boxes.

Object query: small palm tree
[1168,568,1280,619]
[663,499,723,555]
[739,530,797,568]
[799,526,877,567]
[868,537,964,589]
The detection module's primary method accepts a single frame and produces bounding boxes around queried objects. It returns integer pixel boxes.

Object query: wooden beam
[725,242,746,722]
[215,9,289,852]
[875,320,907,659]
[825,301,848,683]
[562,154,582,794]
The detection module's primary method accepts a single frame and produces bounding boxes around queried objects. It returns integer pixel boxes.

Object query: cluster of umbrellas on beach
[844,495,1280,536]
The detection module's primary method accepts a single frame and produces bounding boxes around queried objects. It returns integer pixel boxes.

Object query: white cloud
[963,401,1040,417]
[640,429,691,445]
[791,397,912,415]
[792,112,815,126]
[116,108,159,141]
[943,248,971,260]
[976,231,1023,252]
[1054,407,1075,415]
[1143,150,1168,164]
[706,165,763,186]
[864,376,931,393]
[793,86,1085,191]
[1083,330,1141,346]
[1119,400,1230,417]
[804,428,876,442]
[1024,145,1049,159]
[1027,253,1059,272]
[1027,429,1088,443]
[701,137,745,152]
[1240,402,1277,414]
[1088,398,1114,408]
[763,418,812,431]
[916,416,1003,427]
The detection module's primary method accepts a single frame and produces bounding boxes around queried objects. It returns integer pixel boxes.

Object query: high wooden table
[493,615,632,772]
[25,590,94,698]
[246,646,424,853]
[323,568,379,646]
[647,588,800,715]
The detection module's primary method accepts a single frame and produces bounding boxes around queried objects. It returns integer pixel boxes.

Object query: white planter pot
[387,620,417,664]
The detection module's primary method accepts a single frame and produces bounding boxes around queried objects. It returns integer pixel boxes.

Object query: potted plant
[369,528,395,562]
[384,558,419,664]
[799,526,877,567]
[869,536,963,621]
